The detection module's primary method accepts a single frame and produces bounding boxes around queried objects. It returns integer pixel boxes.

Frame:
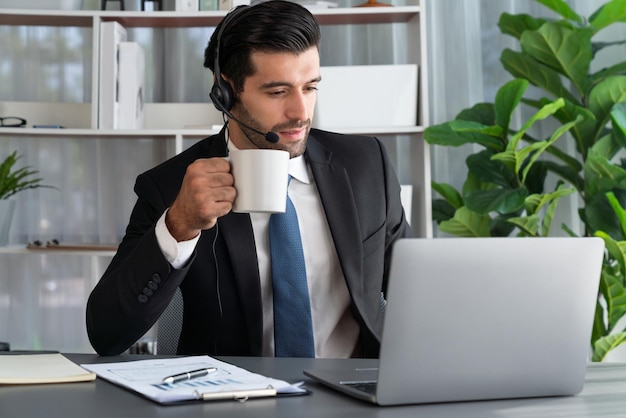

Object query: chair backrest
[156,288,183,355]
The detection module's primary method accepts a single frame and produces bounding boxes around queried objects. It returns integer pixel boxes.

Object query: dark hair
[203,0,321,94]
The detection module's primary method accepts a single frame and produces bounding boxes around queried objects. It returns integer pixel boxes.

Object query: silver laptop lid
[376,237,604,406]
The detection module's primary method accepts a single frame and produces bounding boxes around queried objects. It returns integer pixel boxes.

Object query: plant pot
[0,200,16,246]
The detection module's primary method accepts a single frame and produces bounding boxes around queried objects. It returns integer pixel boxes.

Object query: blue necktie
[269,177,315,357]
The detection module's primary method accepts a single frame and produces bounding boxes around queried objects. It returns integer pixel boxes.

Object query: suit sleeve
[85,172,193,356]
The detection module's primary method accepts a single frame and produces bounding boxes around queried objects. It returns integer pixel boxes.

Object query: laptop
[304,237,604,406]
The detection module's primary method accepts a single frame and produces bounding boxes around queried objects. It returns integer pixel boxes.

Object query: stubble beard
[233,105,310,159]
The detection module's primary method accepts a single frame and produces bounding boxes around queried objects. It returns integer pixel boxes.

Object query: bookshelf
[0,3,430,352]
[0,4,430,236]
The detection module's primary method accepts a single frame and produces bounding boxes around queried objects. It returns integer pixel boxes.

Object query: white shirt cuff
[156,209,199,269]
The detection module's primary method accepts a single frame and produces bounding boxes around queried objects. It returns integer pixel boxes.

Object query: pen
[197,387,277,402]
[162,367,217,384]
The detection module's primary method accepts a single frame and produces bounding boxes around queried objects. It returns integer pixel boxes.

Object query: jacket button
[147,280,158,291]
[143,287,154,297]
[138,294,149,303]
[151,274,162,284]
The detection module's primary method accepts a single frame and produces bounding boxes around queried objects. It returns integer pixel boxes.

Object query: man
[86,0,412,358]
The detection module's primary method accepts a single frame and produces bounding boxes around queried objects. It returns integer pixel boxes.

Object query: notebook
[304,237,604,406]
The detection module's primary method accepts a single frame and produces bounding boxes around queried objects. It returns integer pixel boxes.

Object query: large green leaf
[457,102,496,125]
[522,97,597,155]
[585,192,626,240]
[423,123,503,150]
[611,102,626,149]
[592,132,623,162]
[490,213,521,237]
[432,199,456,223]
[589,0,626,33]
[437,206,492,237]
[506,98,565,152]
[524,161,548,195]
[501,48,580,104]
[495,79,528,135]
[606,191,626,238]
[465,187,528,215]
[466,150,515,188]
[431,182,463,209]
[588,76,626,136]
[534,0,583,23]
[542,160,584,191]
[593,301,608,349]
[584,148,626,197]
[604,271,626,332]
[507,214,540,237]
[540,185,569,236]
[449,120,503,138]
[498,13,547,39]
[520,22,592,95]
[520,115,583,183]
[596,230,626,274]
[593,332,626,362]
[525,185,576,215]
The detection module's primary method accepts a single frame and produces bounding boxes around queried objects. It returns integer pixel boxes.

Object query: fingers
[166,158,236,241]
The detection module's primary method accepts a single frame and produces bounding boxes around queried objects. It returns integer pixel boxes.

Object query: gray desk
[2,354,626,417]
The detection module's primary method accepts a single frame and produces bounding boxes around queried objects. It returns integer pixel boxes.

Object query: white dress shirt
[155,141,359,358]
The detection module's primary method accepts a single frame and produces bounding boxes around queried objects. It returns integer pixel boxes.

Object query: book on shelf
[0,353,96,385]
[98,21,127,129]
[117,41,145,130]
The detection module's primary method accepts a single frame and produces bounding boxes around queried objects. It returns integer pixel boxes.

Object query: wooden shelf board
[0,6,419,27]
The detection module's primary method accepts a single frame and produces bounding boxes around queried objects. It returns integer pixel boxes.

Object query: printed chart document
[0,353,96,385]
[81,355,306,404]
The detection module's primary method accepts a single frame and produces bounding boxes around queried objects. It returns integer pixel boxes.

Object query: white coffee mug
[229,149,290,213]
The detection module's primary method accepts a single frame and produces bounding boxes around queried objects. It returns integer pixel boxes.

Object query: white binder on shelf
[98,21,127,129]
[117,41,145,130]
[175,0,199,10]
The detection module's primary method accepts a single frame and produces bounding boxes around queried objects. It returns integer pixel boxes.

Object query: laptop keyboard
[343,381,378,395]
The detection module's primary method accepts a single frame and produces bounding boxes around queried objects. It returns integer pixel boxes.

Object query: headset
[209,6,279,143]
[209,6,247,113]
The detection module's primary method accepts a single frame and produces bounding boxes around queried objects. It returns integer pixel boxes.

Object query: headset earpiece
[211,6,246,113]
[210,77,234,112]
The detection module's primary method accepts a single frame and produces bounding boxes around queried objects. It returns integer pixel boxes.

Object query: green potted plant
[0,151,52,246]
[424,0,626,361]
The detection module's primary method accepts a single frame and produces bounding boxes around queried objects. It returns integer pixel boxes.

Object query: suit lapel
[207,129,263,354]
[218,212,263,355]
[306,136,364,297]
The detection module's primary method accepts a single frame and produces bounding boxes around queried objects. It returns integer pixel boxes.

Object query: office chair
[156,288,184,355]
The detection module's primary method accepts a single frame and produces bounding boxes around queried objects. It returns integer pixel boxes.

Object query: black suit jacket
[86,128,413,357]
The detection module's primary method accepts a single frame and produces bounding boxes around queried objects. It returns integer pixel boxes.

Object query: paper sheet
[81,355,305,404]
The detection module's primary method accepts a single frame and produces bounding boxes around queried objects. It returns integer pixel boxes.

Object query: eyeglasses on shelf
[0,117,27,128]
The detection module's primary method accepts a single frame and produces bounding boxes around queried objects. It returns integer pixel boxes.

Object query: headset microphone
[226,110,280,144]
[210,91,279,144]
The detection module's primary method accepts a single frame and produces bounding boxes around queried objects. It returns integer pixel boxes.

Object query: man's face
[228,47,321,158]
